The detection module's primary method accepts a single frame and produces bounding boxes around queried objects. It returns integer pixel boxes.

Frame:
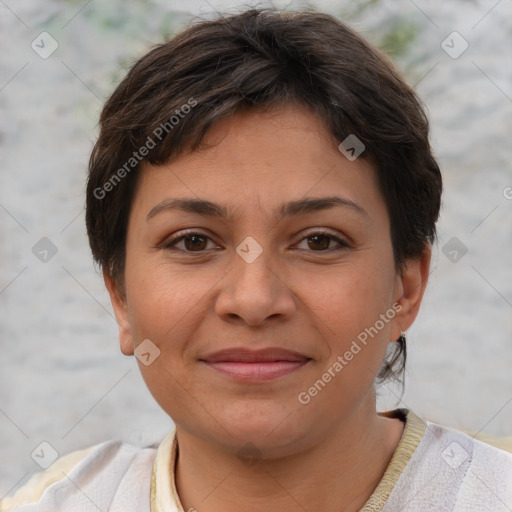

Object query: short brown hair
[86,7,442,385]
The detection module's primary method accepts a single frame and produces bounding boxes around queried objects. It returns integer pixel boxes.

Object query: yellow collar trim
[150,426,182,512]
[361,408,427,511]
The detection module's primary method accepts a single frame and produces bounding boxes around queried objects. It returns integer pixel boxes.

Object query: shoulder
[462,429,512,454]
[420,418,512,509]
[425,419,512,468]
[382,412,512,511]
[0,440,158,511]
[0,445,98,511]
[430,421,512,509]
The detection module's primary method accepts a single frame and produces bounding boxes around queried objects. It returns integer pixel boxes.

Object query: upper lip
[200,348,311,363]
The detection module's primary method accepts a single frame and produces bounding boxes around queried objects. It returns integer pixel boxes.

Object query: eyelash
[161,229,350,254]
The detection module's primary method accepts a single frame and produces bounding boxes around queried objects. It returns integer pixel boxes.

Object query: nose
[214,241,297,327]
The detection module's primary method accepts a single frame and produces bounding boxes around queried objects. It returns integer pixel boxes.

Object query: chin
[218,409,311,452]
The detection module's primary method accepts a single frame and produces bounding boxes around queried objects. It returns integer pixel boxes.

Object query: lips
[200,347,311,363]
[200,348,312,381]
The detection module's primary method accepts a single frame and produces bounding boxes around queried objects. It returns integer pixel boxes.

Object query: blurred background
[1,0,511,495]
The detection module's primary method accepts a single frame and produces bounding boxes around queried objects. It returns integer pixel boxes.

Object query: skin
[105,103,431,512]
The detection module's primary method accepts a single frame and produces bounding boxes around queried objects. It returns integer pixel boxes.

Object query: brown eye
[296,231,349,252]
[307,234,331,251]
[182,234,208,251]
[163,232,215,253]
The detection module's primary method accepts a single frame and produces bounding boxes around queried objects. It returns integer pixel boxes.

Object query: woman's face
[107,103,427,457]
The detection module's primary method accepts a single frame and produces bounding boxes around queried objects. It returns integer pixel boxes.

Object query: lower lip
[203,360,310,381]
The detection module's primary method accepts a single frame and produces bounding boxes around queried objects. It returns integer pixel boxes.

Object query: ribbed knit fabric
[361,408,426,511]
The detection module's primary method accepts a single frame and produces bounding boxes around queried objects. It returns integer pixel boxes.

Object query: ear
[390,243,432,341]
[103,272,134,356]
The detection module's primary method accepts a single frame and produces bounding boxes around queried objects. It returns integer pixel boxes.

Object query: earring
[397,331,406,345]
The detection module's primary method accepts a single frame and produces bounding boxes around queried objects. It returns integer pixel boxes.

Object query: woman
[3,7,511,512]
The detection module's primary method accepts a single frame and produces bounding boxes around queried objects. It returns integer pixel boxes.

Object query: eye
[163,230,218,253]
[161,229,350,254]
[295,230,350,252]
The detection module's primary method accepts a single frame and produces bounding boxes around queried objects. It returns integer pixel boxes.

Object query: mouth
[199,347,312,381]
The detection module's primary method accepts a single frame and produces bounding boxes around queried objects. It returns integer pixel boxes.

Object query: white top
[2,409,512,511]
[380,417,512,511]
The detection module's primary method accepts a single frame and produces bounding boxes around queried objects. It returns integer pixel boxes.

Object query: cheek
[313,260,393,330]
[312,258,396,375]
[124,263,205,413]
[125,261,209,340]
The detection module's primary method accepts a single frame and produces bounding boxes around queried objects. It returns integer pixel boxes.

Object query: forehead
[131,103,386,225]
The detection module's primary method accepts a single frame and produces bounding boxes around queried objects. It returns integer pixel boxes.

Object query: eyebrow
[146,195,368,222]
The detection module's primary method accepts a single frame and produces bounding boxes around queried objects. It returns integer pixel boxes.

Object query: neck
[174,403,404,512]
